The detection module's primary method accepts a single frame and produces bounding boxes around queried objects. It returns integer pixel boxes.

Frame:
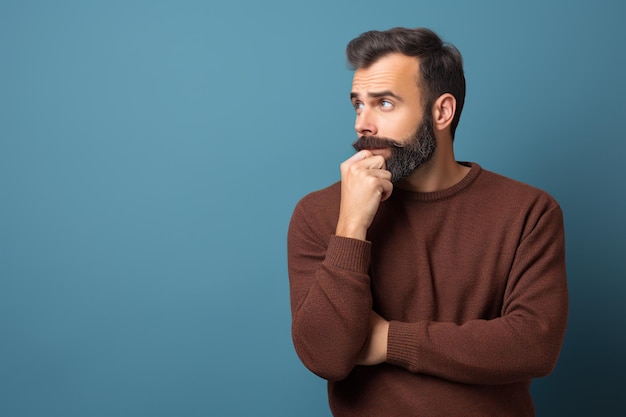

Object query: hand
[357,311,389,366]
[335,150,393,240]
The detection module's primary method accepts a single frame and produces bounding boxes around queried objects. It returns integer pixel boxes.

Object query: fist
[335,150,393,240]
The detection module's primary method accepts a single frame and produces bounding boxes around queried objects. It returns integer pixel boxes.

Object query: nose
[355,108,377,136]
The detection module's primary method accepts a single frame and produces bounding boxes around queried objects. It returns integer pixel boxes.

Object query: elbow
[292,332,358,382]
[531,317,567,378]
[511,307,568,380]
[517,327,566,380]
[528,342,563,378]
[301,356,355,382]
[290,307,370,381]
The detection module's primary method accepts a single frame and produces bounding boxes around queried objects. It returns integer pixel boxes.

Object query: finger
[368,168,392,181]
[380,179,393,202]
[345,149,373,163]
[355,153,386,170]
[341,150,373,174]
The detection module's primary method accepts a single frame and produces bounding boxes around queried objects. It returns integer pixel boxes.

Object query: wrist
[335,219,368,241]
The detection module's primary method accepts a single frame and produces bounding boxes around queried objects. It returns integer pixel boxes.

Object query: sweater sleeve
[386,204,568,385]
[287,200,373,381]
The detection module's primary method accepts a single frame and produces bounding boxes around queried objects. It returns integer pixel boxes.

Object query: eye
[353,101,364,111]
[380,100,393,108]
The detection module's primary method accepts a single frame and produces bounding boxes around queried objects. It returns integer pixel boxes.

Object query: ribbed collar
[391,162,481,202]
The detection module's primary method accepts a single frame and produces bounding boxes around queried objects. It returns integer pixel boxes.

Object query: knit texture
[287,163,568,417]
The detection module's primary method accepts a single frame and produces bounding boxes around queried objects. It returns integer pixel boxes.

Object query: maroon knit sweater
[287,163,568,417]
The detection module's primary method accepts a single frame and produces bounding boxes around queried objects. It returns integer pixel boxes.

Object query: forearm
[386,308,567,385]
[289,234,373,381]
[385,206,568,384]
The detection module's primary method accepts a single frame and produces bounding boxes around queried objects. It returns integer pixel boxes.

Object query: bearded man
[287,27,568,417]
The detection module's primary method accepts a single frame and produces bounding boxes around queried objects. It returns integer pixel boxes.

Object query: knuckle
[348,163,361,175]
[365,176,379,187]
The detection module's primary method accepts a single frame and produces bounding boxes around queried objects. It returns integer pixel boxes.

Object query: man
[287,27,567,416]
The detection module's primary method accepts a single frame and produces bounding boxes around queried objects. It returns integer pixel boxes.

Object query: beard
[352,112,437,183]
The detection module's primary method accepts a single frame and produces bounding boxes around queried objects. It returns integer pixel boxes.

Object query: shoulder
[470,165,563,238]
[294,181,342,215]
[289,182,341,238]
[475,166,561,211]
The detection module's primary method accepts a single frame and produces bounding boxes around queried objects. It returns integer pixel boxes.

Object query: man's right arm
[287,150,392,381]
[288,203,372,381]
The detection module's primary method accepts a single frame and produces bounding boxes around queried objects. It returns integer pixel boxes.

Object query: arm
[287,151,392,381]
[362,204,568,385]
[288,210,372,381]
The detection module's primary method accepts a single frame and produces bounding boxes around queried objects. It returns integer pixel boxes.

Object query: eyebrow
[350,90,403,101]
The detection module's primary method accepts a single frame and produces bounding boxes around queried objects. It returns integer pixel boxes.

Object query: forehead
[351,53,421,96]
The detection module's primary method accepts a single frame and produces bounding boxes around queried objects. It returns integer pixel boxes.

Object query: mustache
[352,136,406,152]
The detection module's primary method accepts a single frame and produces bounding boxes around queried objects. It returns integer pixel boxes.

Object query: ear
[432,93,456,133]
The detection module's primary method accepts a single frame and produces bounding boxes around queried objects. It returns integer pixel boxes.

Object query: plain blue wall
[1,1,624,416]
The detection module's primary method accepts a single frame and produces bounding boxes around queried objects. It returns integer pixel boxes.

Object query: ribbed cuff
[323,235,371,274]
[386,320,419,371]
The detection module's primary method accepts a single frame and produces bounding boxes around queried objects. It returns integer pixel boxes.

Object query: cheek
[384,111,420,140]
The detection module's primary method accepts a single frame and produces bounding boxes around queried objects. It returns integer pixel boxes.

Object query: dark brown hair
[346,27,466,139]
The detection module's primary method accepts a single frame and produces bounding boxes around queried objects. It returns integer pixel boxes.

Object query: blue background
[1,1,624,416]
